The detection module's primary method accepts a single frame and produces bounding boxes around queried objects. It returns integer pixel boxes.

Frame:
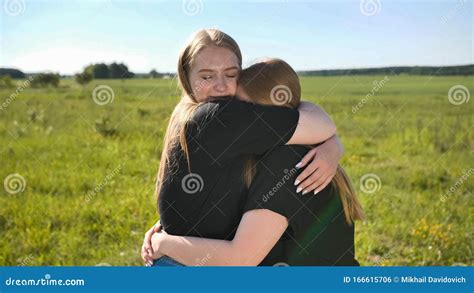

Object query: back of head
[238,58,301,108]
[240,58,301,188]
[239,59,364,225]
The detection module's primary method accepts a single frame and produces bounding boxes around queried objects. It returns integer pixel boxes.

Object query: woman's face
[188,46,240,102]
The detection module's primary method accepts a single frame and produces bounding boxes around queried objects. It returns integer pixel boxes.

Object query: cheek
[192,79,213,101]
[194,79,213,93]
[226,79,237,94]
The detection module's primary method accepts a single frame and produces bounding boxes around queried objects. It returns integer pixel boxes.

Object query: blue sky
[1,0,472,74]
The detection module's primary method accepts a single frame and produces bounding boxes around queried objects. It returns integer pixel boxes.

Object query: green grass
[0,75,472,266]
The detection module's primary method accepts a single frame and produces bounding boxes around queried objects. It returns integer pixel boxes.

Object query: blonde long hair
[238,58,364,225]
[155,29,242,206]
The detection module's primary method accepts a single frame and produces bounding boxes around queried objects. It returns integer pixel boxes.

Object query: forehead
[192,46,240,71]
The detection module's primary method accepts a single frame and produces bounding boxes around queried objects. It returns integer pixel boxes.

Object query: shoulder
[259,145,310,172]
[254,144,336,204]
[192,97,247,122]
[249,145,310,202]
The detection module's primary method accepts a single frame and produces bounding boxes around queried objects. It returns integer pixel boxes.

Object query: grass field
[0,75,472,266]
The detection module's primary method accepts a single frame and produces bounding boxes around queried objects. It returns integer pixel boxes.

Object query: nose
[214,76,227,93]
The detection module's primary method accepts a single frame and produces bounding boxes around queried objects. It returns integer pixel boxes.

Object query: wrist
[334,136,344,159]
[151,234,165,259]
[326,135,342,157]
[159,234,172,256]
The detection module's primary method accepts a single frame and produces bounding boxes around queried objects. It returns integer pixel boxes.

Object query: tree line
[0,64,472,88]
[298,65,474,76]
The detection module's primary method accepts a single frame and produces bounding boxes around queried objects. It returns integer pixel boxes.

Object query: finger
[141,246,149,262]
[144,230,155,255]
[304,174,331,195]
[141,243,148,255]
[146,245,153,258]
[295,159,320,186]
[145,227,155,242]
[313,176,333,195]
[144,256,153,264]
[144,227,155,246]
[144,238,152,254]
[142,244,154,259]
[144,257,153,266]
[295,148,317,169]
[142,246,153,263]
[296,165,323,192]
[153,222,162,233]
[148,232,159,257]
[144,254,154,264]
[300,173,326,195]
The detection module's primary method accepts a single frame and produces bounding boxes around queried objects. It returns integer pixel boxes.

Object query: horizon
[1,0,472,75]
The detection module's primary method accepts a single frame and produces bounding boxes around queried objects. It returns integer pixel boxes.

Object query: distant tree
[117,63,134,78]
[93,63,109,79]
[0,68,26,79]
[31,73,60,88]
[149,69,161,78]
[298,65,474,77]
[110,62,134,78]
[109,62,123,78]
[82,63,134,79]
[84,64,94,76]
[75,71,93,86]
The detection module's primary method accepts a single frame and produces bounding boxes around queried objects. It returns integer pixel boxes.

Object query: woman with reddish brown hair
[141,29,346,266]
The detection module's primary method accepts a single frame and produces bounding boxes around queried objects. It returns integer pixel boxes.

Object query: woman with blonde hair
[146,58,364,266]
[141,29,346,266]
